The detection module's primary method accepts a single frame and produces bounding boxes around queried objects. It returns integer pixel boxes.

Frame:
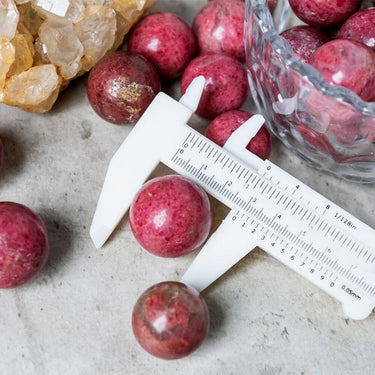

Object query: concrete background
[1,1,375,374]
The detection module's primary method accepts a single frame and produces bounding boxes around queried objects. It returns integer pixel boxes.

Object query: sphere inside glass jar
[244,0,375,182]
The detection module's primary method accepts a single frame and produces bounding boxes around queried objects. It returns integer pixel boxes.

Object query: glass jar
[244,0,375,182]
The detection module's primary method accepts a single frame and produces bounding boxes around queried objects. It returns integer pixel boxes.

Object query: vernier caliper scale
[90,77,375,320]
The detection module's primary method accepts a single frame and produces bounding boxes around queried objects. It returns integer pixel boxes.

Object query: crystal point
[0,0,19,40]
[74,5,116,72]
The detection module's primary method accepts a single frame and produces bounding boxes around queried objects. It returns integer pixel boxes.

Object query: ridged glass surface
[245,0,375,182]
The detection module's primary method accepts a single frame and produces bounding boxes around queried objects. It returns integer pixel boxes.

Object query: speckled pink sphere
[0,202,49,288]
[128,12,196,79]
[87,51,160,125]
[129,175,212,258]
[338,7,375,51]
[181,53,249,118]
[281,25,330,63]
[205,110,272,160]
[132,281,210,360]
[308,39,375,102]
[288,0,361,27]
[193,0,246,61]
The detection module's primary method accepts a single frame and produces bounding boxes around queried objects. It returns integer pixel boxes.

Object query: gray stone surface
[0,1,375,374]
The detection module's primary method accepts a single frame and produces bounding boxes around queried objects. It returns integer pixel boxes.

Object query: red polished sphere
[205,110,272,160]
[0,202,49,288]
[308,39,375,102]
[132,281,210,359]
[129,175,212,258]
[193,0,246,61]
[338,7,375,51]
[288,0,361,27]
[281,25,330,63]
[87,51,160,125]
[181,53,249,119]
[128,12,196,79]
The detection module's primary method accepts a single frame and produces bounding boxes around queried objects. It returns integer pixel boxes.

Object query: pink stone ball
[129,175,212,258]
[338,7,375,51]
[193,0,246,62]
[308,39,375,102]
[205,110,272,160]
[181,53,249,119]
[281,25,330,63]
[288,0,361,27]
[87,51,160,125]
[306,88,362,144]
[0,202,49,288]
[128,12,196,79]
[132,281,210,359]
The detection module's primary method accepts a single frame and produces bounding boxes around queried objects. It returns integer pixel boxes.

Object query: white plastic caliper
[90,76,375,320]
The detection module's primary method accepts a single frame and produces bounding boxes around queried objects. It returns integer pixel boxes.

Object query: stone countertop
[1,1,375,374]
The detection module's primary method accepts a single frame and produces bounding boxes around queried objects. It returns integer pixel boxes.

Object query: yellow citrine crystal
[0,0,156,112]
[2,64,61,113]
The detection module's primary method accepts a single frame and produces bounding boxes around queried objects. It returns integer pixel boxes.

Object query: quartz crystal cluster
[0,0,155,113]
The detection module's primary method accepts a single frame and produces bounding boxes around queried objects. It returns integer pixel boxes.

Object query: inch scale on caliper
[90,76,375,320]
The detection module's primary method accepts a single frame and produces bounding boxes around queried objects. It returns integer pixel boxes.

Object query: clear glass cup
[244,0,375,182]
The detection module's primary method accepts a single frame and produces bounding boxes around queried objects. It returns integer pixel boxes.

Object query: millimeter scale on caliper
[90,76,375,321]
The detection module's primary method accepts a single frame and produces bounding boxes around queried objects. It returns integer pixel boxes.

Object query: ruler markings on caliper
[170,130,375,300]
[90,79,375,319]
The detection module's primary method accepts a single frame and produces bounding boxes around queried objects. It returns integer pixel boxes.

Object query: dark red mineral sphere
[0,202,49,288]
[129,175,212,258]
[181,53,249,118]
[87,51,161,125]
[128,12,196,79]
[338,7,375,51]
[281,25,330,63]
[205,110,272,160]
[132,281,210,359]
[308,39,375,102]
[288,0,361,27]
[193,0,246,61]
